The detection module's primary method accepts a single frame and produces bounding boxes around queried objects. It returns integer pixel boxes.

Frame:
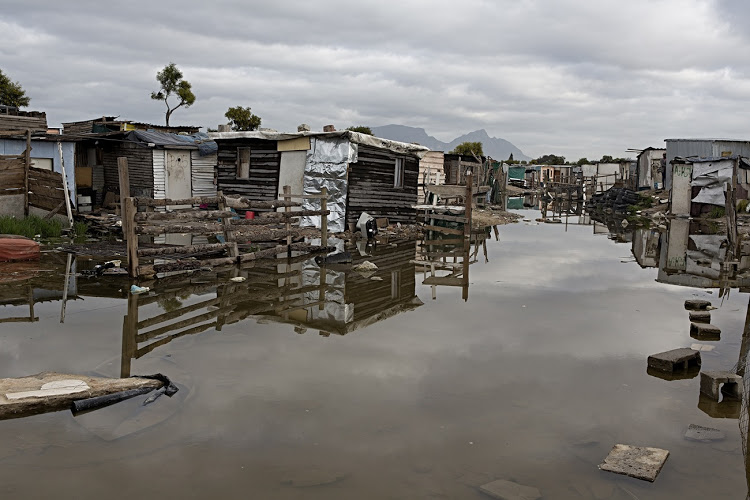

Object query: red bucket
[245,211,255,220]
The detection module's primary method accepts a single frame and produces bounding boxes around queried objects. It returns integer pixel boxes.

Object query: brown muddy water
[0,214,748,499]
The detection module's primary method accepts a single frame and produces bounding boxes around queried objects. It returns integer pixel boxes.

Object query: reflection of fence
[123,187,330,278]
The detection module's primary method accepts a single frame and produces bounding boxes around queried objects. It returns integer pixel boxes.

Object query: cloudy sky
[2,0,749,160]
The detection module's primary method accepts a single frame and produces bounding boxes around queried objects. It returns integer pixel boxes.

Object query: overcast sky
[2,0,749,160]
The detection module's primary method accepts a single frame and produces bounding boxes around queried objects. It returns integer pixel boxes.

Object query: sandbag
[0,235,40,262]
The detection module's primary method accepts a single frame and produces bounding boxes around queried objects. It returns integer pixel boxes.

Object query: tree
[600,155,614,163]
[451,141,483,156]
[0,69,30,108]
[535,154,565,165]
[225,106,261,131]
[507,153,514,162]
[576,157,590,166]
[151,63,196,126]
[346,125,373,135]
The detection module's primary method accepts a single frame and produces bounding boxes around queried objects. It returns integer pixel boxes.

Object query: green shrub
[0,215,63,238]
[737,199,749,213]
[708,206,726,219]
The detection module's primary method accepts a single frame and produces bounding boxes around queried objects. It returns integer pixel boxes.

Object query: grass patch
[73,221,89,238]
[0,215,63,238]
[738,199,749,213]
[708,206,726,218]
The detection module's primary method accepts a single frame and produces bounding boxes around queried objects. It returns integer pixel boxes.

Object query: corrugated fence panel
[152,150,166,200]
[191,151,217,198]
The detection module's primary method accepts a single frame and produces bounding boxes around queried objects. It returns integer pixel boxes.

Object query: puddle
[0,218,748,498]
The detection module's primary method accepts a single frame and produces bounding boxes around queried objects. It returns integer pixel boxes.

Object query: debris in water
[229,277,246,282]
[478,479,541,500]
[684,424,725,442]
[690,343,715,352]
[130,284,150,294]
[598,444,669,482]
[353,261,378,272]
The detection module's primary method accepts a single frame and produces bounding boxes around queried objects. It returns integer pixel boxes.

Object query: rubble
[700,371,743,401]
[647,348,701,373]
[684,424,725,442]
[684,299,711,310]
[688,311,711,323]
[690,322,721,341]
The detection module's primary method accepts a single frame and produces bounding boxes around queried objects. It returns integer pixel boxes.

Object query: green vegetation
[151,63,196,126]
[346,125,373,135]
[451,141,483,156]
[708,206,726,218]
[0,68,30,108]
[225,106,261,131]
[73,221,89,240]
[0,215,62,238]
[534,154,566,165]
[738,199,749,213]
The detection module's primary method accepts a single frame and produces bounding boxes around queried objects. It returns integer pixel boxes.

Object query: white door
[166,150,192,201]
[165,150,192,244]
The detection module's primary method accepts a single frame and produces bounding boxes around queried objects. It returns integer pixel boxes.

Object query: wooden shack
[76,130,217,205]
[210,130,428,232]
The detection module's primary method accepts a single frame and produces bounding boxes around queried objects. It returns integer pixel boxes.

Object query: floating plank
[422,276,467,287]
[0,372,164,420]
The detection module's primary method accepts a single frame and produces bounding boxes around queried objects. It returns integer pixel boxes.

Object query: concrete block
[599,444,669,482]
[698,394,741,419]
[689,311,711,323]
[690,323,721,340]
[323,124,336,132]
[685,299,711,310]
[647,348,701,373]
[479,479,541,500]
[700,371,743,401]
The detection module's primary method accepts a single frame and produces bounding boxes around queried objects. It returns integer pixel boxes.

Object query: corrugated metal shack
[665,139,750,190]
[209,130,428,232]
[636,147,665,190]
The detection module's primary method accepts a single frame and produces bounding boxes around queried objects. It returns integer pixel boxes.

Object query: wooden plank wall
[0,155,25,196]
[0,114,47,133]
[28,166,65,211]
[216,139,280,201]
[102,142,153,197]
[346,145,418,225]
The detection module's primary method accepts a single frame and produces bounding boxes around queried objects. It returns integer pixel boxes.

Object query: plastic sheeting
[299,137,357,233]
[690,159,733,206]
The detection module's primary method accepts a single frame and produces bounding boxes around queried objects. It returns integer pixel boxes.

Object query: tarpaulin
[690,159,733,206]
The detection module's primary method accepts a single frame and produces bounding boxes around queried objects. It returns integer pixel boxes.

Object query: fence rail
[123,187,331,278]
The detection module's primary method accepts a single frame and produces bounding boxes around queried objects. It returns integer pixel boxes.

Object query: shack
[443,154,482,185]
[665,138,750,190]
[670,156,750,217]
[75,130,217,205]
[209,129,428,232]
[0,132,77,217]
[418,151,445,202]
[636,147,666,190]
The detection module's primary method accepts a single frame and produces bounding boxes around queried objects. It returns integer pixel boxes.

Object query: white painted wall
[278,150,307,210]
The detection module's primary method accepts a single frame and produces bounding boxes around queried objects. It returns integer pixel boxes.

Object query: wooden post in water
[124,197,139,277]
[462,173,473,301]
[57,142,74,228]
[23,129,31,216]
[121,293,139,378]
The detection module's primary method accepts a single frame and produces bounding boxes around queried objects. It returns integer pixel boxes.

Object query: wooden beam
[23,129,30,216]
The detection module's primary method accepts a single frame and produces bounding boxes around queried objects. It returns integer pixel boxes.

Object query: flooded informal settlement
[1,111,750,499]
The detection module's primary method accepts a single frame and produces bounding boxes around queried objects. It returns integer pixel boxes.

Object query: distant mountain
[371,124,530,161]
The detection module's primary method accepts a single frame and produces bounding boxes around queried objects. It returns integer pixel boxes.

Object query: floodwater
[0,214,748,499]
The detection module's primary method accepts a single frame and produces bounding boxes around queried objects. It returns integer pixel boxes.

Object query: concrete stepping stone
[685,299,711,310]
[690,323,720,340]
[647,348,701,373]
[700,371,743,401]
[598,444,669,482]
[689,311,711,323]
[684,424,725,442]
[479,479,541,500]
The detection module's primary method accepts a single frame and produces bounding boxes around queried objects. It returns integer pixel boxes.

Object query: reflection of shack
[0,255,78,324]
[631,228,661,268]
[121,242,422,373]
[210,130,428,231]
[658,218,750,288]
[670,156,749,217]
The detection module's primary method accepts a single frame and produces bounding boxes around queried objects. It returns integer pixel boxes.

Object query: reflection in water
[121,241,423,377]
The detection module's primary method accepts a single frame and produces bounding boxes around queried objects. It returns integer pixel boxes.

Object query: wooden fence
[123,187,331,278]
